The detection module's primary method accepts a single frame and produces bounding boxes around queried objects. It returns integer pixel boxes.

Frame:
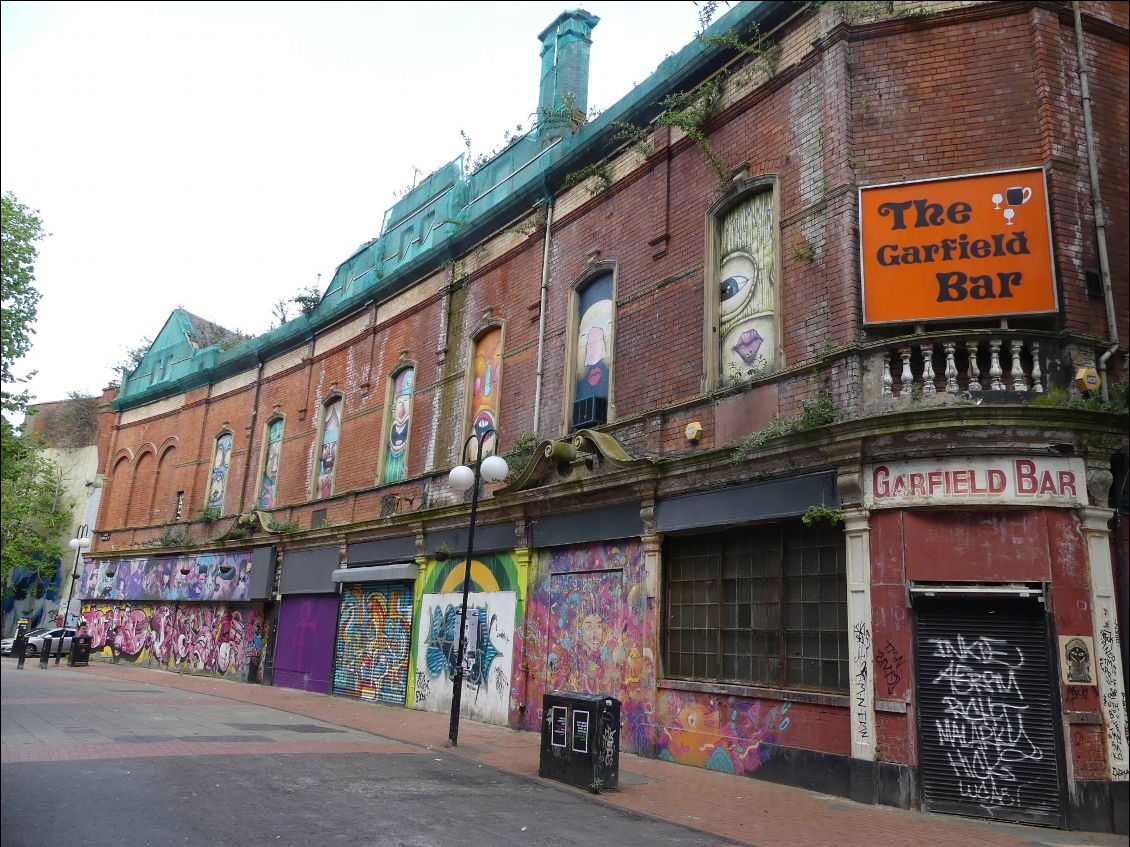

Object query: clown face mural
[383,367,414,483]
[469,327,501,456]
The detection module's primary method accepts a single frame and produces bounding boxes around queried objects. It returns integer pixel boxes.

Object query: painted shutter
[914,598,1062,827]
[333,582,413,705]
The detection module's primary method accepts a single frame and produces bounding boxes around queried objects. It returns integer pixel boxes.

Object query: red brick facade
[86,2,1127,833]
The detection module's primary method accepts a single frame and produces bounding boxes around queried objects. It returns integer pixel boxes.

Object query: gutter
[532,179,556,433]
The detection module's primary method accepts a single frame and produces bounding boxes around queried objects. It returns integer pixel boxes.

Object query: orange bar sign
[860,167,1056,324]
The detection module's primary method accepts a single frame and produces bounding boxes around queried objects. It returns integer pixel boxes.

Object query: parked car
[1,627,76,657]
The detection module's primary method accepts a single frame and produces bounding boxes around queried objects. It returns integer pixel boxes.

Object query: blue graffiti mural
[424,603,503,688]
[2,563,62,635]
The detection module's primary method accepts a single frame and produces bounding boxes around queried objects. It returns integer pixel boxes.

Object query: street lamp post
[56,525,92,665]
[446,429,508,747]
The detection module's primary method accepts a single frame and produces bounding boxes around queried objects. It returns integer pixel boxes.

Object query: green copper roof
[114,2,784,411]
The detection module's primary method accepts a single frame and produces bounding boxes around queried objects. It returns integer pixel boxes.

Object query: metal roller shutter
[332,582,413,704]
[914,597,1063,827]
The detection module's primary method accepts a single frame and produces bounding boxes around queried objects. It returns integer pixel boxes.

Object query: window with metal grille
[663,521,848,692]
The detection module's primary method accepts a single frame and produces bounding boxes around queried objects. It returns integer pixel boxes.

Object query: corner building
[83,2,1128,833]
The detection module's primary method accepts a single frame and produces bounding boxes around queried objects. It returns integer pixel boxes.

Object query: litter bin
[539,692,620,792]
[68,634,93,667]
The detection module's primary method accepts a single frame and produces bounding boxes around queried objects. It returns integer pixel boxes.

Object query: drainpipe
[1073,2,1120,400]
[532,180,555,433]
[238,357,266,513]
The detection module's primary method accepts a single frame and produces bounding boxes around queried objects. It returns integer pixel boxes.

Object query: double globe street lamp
[61,525,92,627]
[53,525,92,664]
[446,429,508,747]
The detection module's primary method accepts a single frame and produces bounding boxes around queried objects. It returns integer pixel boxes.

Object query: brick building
[77,1,1128,832]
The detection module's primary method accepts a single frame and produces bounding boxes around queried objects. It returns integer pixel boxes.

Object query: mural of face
[259,418,284,509]
[580,612,606,652]
[470,328,501,455]
[718,192,776,384]
[383,368,414,483]
[575,286,612,402]
[207,433,233,511]
[318,399,342,497]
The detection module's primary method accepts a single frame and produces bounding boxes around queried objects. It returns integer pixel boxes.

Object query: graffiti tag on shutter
[929,634,1042,810]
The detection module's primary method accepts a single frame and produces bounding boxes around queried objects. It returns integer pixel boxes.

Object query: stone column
[844,508,876,761]
[1083,507,1129,780]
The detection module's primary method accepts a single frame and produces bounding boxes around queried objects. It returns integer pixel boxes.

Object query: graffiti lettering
[928,635,1039,810]
[415,671,430,704]
[80,601,262,680]
[852,623,871,741]
[875,641,905,696]
[1096,611,1126,767]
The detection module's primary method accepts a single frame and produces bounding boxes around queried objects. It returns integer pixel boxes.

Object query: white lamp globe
[69,536,92,551]
[480,454,509,483]
[449,464,475,492]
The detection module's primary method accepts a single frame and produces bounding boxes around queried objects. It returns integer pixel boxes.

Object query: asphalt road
[0,661,727,847]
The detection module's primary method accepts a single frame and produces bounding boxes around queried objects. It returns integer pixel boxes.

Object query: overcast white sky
[1,0,708,414]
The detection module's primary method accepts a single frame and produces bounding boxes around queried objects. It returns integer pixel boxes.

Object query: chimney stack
[537,9,600,143]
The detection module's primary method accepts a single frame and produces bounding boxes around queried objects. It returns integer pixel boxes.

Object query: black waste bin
[539,693,620,792]
[68,635,93,667]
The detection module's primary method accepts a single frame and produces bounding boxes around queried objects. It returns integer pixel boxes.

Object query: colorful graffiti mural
[415,552,522,727]
[382,367,414,483]
[80,601,264,680]
[78,552,252,602]
[317,397,342,498]
[469,327,502,455]
[718,190,776,383]
[206,432,233,511]
[2,564,62,635]
[521,539,797,770]
[258,417,284,509]
[574,272,613,405]
[521,542,653,750]
[333,582,412,704]
[655,693,790,774]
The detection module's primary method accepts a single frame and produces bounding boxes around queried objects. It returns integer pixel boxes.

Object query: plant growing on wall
[730,389,834,464]
[191,506,221,524]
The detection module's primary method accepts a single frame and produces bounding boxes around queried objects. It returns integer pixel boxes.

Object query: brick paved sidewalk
[54,662,1122,847]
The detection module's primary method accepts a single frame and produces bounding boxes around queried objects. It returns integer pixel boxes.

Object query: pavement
[2,658,1125,847]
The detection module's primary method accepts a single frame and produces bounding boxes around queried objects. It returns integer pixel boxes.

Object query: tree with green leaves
[0,430,72,589]
[1,191,73,591]
[1,191,47,417]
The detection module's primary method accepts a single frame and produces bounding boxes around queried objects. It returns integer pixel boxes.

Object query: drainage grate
[113,735,175,744]
[183,735,272,743]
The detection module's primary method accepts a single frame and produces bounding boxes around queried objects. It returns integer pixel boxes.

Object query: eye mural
[258,418,284,509]
[317,397,342,498]
[574,273,613,406]
[718,191,776,384]
[469,327,502,456]
[206,433,233,512]
[382,367,414,483]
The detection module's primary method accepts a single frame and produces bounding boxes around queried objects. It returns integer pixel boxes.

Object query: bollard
[54,634,64,666]
[39,639,50,668]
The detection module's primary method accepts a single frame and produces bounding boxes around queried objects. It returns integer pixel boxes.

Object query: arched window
[257,417,284,509]
[465,325,503,456]
[313,396,343,499]
[706,179,780,387]
[205,432,233,513]
[381,366,415,484]
[567,267,615,432]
